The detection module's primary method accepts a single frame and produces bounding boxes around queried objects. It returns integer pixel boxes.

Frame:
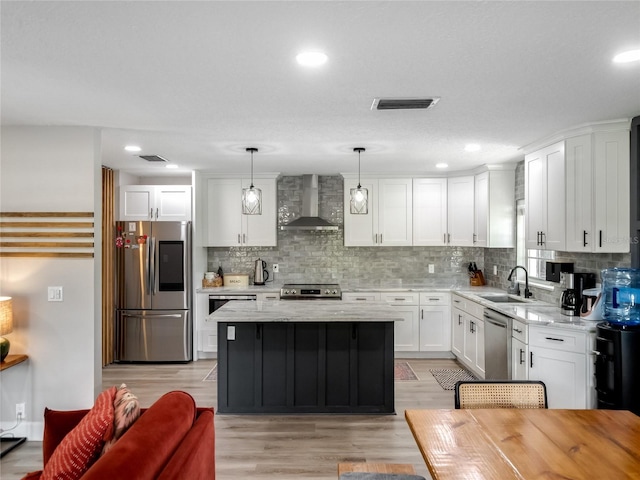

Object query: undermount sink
[477,294,531,304]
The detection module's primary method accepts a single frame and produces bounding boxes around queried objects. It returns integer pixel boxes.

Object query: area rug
[202,363,217,382]
[429,368,476,390]
[395,361,419,381]
[202,362,417,382]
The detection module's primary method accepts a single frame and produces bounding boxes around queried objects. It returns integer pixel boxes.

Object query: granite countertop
[452,290,600,332]
[205,300,405,323]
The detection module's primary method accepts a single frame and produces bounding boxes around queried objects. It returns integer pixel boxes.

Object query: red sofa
[26,391,214,480]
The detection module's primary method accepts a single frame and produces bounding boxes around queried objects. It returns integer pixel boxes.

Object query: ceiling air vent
[139,155,169,162]
[371,97,440,110]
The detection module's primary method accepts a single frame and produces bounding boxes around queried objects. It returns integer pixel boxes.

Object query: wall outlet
[428,264,435,274]
[493,265,498,275]
[272,264,279,273]
[16,403,25,419]
[48,286,63,302]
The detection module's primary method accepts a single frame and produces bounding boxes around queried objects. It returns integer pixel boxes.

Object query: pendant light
[350,147,368,214]
[242,147,262,215]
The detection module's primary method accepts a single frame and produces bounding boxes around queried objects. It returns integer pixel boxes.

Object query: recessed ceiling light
[464,144,481,152]
[613,49,640,63]
[166,164,179,169]
[296,51,328,67]
[436,163,448,169]
[124,145,141,152]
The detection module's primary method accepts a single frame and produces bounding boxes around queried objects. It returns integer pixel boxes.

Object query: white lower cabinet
[451,293,485,378]
[511,337,529,380]
[381,292,420,352]
[419,292,451,352]
[451,307,465,357]
[527,325,590,409]
[343,291,449,353]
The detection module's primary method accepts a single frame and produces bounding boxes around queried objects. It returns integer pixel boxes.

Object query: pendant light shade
[242,147,262,215]
[350,147,368,214]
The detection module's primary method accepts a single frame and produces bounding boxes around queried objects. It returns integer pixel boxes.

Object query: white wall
[0,126,102,440]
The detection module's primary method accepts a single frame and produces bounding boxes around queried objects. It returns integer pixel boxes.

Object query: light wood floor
[1,358,462,479]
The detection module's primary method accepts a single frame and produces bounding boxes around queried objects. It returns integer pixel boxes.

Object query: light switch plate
[428,264,435,274]
[48,286,63,302]
[493,265,498,275]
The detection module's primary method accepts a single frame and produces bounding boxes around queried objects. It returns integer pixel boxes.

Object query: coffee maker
[561,272,596,316]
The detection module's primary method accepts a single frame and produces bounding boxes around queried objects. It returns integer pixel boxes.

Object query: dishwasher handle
[485,318,508,329]
[483,308,513,326]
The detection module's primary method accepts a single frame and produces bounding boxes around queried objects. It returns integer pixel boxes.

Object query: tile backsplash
[207,172,631,298]
[208,175,481,288]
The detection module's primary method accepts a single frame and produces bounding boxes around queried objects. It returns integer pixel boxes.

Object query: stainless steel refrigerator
[115,221,192,362]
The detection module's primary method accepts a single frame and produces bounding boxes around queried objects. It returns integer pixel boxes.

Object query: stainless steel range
[280,283,342,300]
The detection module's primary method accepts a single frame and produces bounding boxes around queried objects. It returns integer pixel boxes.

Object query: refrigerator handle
[149,237,156,295]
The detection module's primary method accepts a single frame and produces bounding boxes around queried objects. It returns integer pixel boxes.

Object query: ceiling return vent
[371,97,441,110]
[139,155,169,162]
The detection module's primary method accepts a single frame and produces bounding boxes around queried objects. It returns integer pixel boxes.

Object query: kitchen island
[208,301,404,414]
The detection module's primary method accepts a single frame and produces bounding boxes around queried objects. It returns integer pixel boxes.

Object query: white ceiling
[2,1,639,177]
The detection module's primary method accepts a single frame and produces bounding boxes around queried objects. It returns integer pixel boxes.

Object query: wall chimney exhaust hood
[280,175,339,231]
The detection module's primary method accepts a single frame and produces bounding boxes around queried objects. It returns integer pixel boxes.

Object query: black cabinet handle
[583,230,588,247]
[421,309,424,320]
[545,336,564,342]
[513,327,523,334]
[458,314,463,325]
[530,351,534,368]
[519,348,525,365]
[599,230,603,248]
[470,320,475,334]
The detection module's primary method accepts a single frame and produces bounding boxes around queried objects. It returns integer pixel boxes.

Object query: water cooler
[594,268,640,415]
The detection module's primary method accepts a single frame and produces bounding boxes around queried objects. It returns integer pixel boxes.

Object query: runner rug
[203,361,419,381]
[429,368,477,390]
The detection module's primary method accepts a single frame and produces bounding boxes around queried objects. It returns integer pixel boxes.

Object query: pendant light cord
[247,147,258,188]
[354,147,365,188]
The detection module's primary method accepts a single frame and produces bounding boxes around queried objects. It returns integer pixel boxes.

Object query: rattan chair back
[454,380,548,409]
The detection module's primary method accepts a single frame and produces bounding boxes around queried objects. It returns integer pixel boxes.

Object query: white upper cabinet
[205,177,277,247]
[474,169,515,248]
[592,130,630,253]
[413,178,448,246]
[447,176,475,246]
[119,185,192,221]
[559,124,630,253]
[565,134,594,252]
[344,178,412,246]
[525,141,566,250]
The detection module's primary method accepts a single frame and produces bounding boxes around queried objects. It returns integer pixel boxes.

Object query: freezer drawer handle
[121,313,183,318]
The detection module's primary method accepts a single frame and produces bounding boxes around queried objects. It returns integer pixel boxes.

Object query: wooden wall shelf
[0,212,95,258]
[0,354,28,371]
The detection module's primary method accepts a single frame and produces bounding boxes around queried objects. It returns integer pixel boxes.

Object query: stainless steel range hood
[280,174,339,231]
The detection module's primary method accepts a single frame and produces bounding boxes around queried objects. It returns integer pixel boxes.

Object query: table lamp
[0,297,13,362]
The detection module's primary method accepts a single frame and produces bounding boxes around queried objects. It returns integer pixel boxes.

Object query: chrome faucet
[507,265,533,298]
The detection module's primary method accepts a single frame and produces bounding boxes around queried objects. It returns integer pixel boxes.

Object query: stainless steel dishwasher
[483,308,513,380]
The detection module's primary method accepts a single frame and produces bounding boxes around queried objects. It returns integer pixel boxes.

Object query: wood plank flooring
[0,358,461,479]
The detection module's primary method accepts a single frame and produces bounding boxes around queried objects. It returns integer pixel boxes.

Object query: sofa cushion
[81,391,196,480]
[157,408,215,480]
[101,383,140,455]
[40,386,117,480]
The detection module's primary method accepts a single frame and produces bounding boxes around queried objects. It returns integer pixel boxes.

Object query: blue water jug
[602,268,640,326]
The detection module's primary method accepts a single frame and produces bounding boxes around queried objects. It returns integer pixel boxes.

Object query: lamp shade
[0,297,13,336]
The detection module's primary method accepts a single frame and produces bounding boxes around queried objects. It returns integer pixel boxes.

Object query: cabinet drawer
[528,326,586,353]
[342,292,381,302]
[419,292,450,306]
[512,319,528,343]
[451,294,467,311]
[257,293,280,301]
[380,292,419,305]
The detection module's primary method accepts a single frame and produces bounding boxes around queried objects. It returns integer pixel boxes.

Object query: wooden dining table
[405,408,640,479]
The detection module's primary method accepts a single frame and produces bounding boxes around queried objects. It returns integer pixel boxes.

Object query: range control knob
[324,289,330,295]
[291,289,297,295]
[332,290,338,295]
[283,290,290,295]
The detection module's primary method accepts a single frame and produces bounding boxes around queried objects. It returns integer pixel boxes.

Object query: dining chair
[454,380,548,409]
